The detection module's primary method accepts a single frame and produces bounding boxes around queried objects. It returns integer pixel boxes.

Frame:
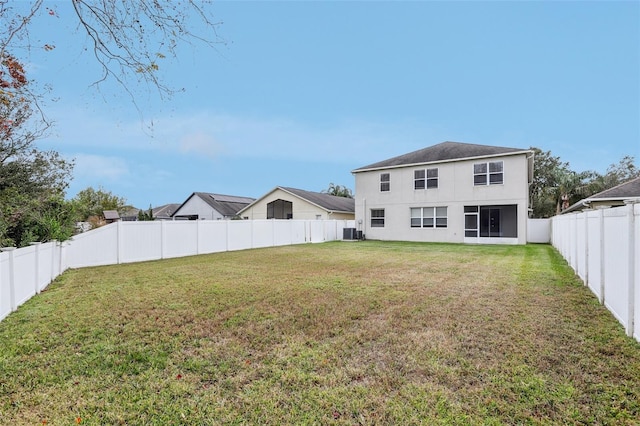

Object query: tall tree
[0,55,74,246]
[71,186,127,223]
[1,1,223,107]
[322,183,354,198]
[586,156,640,195]
[530,148,639,218]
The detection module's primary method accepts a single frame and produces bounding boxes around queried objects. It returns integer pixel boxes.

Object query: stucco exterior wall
[174,196,223,220]
[240,188,354,220]
[354,153,530,244]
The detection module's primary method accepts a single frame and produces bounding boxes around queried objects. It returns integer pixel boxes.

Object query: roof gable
[590,176,640,200]
[279,187,355,213]
[353,141,531,172]
[173,192,255,218]
[238,186,355,215]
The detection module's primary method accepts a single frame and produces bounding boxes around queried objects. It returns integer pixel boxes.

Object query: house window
[414,170,425,190]
[410,207,447,228]
[427,168,438,188]
[267,199,293,219]
[380,173,390,192]
[474,161,503,185]
[414,168,438,190]
[370,209,385,227]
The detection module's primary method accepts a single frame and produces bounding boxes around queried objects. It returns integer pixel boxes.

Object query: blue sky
[22,1,640,209]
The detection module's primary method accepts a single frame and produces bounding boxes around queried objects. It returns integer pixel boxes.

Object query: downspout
[625,199,637,338]
[363,198,367,239]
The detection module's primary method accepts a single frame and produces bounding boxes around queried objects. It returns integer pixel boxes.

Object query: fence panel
[65,224,118,268]
[585,210,602,300]
[527,218,551,243]
[37,242,55,292]
[274,221,294,246]
[0,251,11,321]
[120,221,163,263]
[602,208,630,327]
[227,221,253,251]
[252,221,275,248]
[163,221,199,259]
[198,221,228,254]
[635,204,640,342]
[12,245,37,308]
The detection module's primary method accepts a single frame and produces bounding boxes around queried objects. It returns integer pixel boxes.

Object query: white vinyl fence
[0,219,355,322]
[552,202,640,341]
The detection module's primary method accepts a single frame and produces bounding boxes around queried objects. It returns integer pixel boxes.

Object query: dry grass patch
[1,241,639,425]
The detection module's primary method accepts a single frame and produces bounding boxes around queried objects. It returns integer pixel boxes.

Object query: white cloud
[72,153,130,181]
[179,131,225,159]
[40,105,446,165]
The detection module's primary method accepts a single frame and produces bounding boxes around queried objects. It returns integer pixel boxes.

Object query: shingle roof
[352,141,531,172]
[279,187,355,213]
[195,192,255,217]
[152,203,181,219]
[589,176,640,199]
[562,176,640,214]
[173,192,256,218]
[103,210,120,220]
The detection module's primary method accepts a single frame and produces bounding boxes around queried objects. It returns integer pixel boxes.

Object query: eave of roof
[352,141,532,173]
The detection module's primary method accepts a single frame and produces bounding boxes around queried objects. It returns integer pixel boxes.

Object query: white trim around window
[371,208,385,227]
[473,161,503,185]
[414,168,438,190]
[380,173,390,192]
[410,206,447,228]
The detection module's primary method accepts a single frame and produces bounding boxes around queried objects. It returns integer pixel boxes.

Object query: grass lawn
[1,241,639,425]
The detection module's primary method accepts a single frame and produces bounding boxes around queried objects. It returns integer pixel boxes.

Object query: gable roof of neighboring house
[173,192,256,218]
[103,210,120,220]
[152,203,181,219]
[238,186,355,215]
[352,141,532,173]
[563,176,640,213]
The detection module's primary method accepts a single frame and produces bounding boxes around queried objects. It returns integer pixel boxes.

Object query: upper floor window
[474,161,503,185]
[414,168,438,190]
[380,173,390,192]
[371,209,385,227]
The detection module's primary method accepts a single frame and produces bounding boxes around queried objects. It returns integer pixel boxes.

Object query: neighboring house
[172,192,255,220]
[153,203,181,220]
[117,204,181,221]
[562,176,640,214]
[103,210,120,224]
[238,186,355,220]
[351,141,534,244]
[120,207,140,221]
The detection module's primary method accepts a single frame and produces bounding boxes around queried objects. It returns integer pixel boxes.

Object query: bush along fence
[0,219,355,322]
[552,201,640,342]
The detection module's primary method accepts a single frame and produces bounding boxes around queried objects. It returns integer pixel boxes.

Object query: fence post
[29,242,42,294]
[226,220,230,252]
[50,240,57,285]
[196,220,200,255]
[597,208,605,304]
[161,220,167,260]
[583,211,589,286]
[117,221,123,264]
[1,247,17,313]
[625,201,636,337]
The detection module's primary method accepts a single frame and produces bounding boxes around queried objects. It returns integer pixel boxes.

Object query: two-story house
[352,141,534,244]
